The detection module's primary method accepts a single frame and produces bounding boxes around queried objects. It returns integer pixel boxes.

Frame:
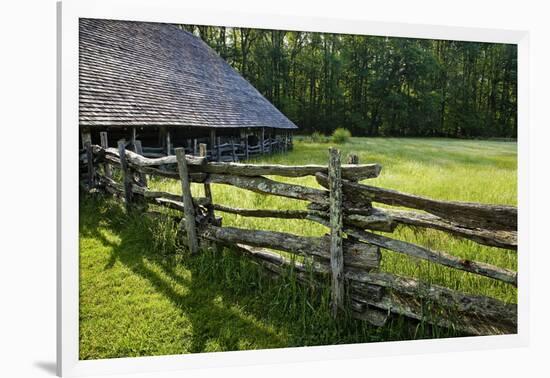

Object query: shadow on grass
[80,194,285,355]
[79,193,461,358]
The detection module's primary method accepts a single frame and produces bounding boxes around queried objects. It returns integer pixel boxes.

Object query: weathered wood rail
[80,135,518,337]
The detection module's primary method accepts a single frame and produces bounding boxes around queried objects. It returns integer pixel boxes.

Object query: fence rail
[80,136,518,336]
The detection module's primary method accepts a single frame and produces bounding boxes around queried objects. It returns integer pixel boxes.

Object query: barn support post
[244,132,249,160]
[175,148,199,255]
[187,139,192,154]
[210,130,216,161]
[193,139,198,156]
[85,140,95,189]
[81,128,92,150]
[216,136,222,162]
[118,139,133,211]
[99,131,112,179]
[166,129,172,156]
[131,127,137,147]
[260,127,265,154]
[231,137,237,162]
[158,126,166,150]
[133,140,148,187]
[200,143,215,222]
[328,147,344,317]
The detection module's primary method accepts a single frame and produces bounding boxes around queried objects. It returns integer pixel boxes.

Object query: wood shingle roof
[79,18,298,130]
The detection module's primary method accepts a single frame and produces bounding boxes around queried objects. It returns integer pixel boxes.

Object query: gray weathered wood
[328,147,344,316]
[352,271,517,332]
[166,129,172,155]
[210,130,216,160]
[308,215,517,286]
[199,143,215,222]
[99,131,112,179]
[85,141,95,189]
[81,129,92,150]
[230,137,237,162]
[225,239,515,335]
[212,204,310,219]
[175,148,199,255]
[216,136,221,162]
[315,173,517,231]
[198,224,380,270]
[260,128,265,154]
[205,173,328,204]
[385,208,517,250]
[98,146,206,167]
[344,210,396,232]
[117,140,133,210]
[190,161,381,180]
[347,153,359,165]
[133,140,148,187]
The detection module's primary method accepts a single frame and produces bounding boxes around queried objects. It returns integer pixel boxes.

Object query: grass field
[79,137,517,359]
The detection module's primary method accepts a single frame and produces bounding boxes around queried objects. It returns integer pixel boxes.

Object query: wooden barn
[79,18,298,161]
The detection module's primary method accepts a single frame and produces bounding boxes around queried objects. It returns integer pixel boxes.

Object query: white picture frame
[57,0,529,376]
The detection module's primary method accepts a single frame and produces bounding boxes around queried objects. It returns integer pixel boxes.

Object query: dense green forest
[180,25,517,138]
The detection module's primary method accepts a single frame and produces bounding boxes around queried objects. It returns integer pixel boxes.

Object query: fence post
[347,153,359,165]
[200,143,215,222]
[99,131,112,179]
[175,148,199,255]
[118,139,133,211]
[133,140,148,187]
[329,147,344,317]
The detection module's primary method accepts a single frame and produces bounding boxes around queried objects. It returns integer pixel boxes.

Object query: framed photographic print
[58,0,529,376]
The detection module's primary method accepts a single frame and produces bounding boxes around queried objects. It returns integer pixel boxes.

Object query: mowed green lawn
[79,137,517,359]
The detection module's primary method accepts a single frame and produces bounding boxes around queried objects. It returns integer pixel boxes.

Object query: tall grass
[79,137,516,358]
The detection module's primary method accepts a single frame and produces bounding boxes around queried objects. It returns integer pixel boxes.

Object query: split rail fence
[80,132,518,336]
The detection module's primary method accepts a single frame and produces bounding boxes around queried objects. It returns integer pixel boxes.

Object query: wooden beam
[308,215,517,286]
[329,147,344,317]
[85,141,94,189]
[166,129,172,156]
[198,224,380,270]
[200,143,215,222]
[210,129,216,161]
[385,208,517,250]
[315,173,517,231]
[206,173,328,204]
[192,162,381,181]
[260,128,265,154]
[133,140,148,187]
[97,146,206,166]
[230,137,237,162]
[244,133,249,160]
[99,131,112,179]
[175,148,199,255]
[117,139,133,211]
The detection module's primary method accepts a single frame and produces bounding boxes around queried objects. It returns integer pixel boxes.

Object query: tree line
[180,25,517,138]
